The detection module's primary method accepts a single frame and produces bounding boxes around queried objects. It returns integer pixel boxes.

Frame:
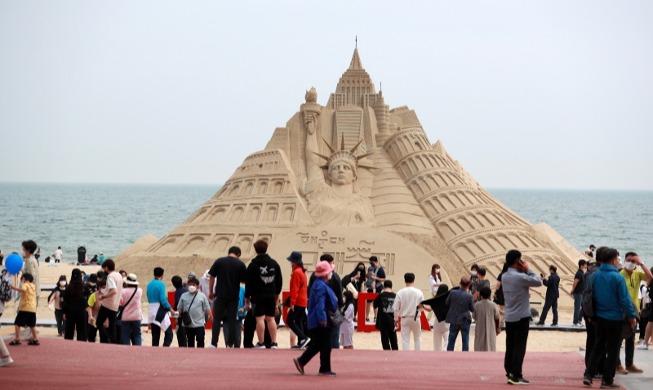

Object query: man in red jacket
[287,251,310,349]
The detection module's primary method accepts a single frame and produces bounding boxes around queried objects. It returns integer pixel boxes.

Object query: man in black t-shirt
[373,280,398,350]
[244,240,282,349]
[209,246,247,348]
[571,259,588,326]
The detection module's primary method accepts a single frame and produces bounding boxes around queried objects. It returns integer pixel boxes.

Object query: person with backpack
[583,248,638,388]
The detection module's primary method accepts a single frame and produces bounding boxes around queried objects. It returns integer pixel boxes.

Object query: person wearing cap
[209,246,247,348]
[287,251,310,349]
[293,261,339,376]
[178,277,212,348]
[119,273,143,346]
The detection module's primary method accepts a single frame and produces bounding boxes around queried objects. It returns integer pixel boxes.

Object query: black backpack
[581,271,596,320]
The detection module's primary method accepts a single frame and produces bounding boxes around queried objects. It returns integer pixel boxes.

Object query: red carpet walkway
[2,338,589,389]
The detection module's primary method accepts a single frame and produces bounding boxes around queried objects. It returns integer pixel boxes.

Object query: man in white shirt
[393,273,425,351]
[96,259,123,344]
[54,246,63,263]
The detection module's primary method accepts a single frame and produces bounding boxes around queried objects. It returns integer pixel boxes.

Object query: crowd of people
[1,238,652,386]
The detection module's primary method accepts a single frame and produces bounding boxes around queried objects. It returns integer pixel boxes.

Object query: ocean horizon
[0,183,651,266]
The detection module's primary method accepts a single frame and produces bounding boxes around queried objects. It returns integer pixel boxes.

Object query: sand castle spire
[349,47,363,70]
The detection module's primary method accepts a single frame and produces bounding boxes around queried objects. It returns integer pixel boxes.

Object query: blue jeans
[120,320,142,346]
[447,321,471,351]
[573,293,583,324]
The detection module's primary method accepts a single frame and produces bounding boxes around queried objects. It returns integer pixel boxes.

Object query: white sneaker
[0,356,14,367]
[206,344,216,349]
[637,343,648,350]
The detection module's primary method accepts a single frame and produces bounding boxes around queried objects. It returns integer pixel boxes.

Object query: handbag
[328,309,344,327]
[181,292,197,327]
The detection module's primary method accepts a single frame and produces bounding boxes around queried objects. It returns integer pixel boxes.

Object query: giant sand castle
[119,48,585,306]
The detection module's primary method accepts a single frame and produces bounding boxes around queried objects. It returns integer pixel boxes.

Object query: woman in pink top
[119,274,143,346]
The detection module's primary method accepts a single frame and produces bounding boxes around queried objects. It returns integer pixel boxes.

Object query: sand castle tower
[119,48,585,306]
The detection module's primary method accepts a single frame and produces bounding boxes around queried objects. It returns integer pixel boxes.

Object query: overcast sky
[1,1,652,190]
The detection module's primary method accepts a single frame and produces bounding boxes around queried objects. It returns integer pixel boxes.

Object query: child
[9,273,39,345]
[472,286,500,351]
[339,291,356,349]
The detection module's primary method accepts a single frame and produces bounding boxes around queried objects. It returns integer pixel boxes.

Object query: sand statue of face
[327,159,356,186]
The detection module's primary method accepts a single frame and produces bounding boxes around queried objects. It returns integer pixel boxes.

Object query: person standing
[293,261,338,376]
[286,251,310,349]
[365,256,386,323]
[62,268,88,341]
[393,273,424,351]
[472,268,490,302]
[54,246,63,264]
[209,246,247,348]
[146,267,174,347]
[171,275,188,347]
[373,280,398,350]
[583,248,638,388]
[571,259,588,326]
[428,264,443,296]
[422,284,450,351]
[536,265,560,326]
[96,259,122,344]
[502,250,542,385]
[245,240,282,349]
[473,286,500,351]
[119,273,142,346]
[615,252,652,374]
[178,277,212,348]
[9,273,39,345]
[445,276,474,351]
[339,291,356,349]
[22,240,40,303]
[49,275,67,336]
[308,254,343,348]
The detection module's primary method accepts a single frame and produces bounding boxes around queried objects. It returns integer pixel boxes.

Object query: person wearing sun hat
[293,260,338,376]
[119,273,143,346]
[287,251,310,349]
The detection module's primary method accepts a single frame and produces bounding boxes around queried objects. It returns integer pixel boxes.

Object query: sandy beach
[1,263,587,352]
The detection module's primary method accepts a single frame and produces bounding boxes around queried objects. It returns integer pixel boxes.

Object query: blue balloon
[5,253,23,275]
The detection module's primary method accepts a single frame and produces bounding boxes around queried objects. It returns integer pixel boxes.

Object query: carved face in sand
[328,159,356,185]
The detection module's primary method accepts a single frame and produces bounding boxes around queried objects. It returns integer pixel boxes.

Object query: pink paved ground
[2,338,592,389]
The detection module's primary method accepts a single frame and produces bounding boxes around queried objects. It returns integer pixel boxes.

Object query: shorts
[252,294,277,317]
[15,311,37,328]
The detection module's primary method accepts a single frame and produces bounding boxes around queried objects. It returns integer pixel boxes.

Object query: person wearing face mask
[536,265,560,327]
[583,248,638,388]
[571,259,588,327]
[469,264,480,297]
[177,278,212,348]
[293,261,338,376]
[49,275,67,336]
[614,252,652,374]
[429,264,443,296]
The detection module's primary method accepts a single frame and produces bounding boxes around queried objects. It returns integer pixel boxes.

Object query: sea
[0,183,651,266]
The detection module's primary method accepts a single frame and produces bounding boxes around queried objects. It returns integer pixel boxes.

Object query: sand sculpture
[119,48,585,307]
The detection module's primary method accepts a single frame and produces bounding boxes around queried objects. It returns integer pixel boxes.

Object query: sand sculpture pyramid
[119,48,585,306]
